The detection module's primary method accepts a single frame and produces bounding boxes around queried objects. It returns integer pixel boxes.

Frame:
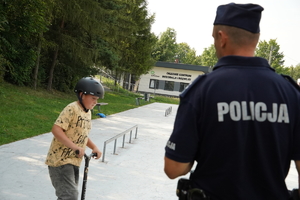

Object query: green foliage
[201,44,218,67]
[286,64,300,81]
[176,43,190,62]
[255,39,285,73]
[0,4,9,82]
[113,0,156,79]
[152,27,177,62]
[176,43,201,65]
[1,0,156,93]
[151,28,204,66]
[0,55,9,83]
[129,31,157,76]
[0,81,178,145]
[1,0,50,86]
[94,37,120,71]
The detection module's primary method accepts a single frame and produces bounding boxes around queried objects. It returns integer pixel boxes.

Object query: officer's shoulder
[280,74,300,92]
[180,74,207,97]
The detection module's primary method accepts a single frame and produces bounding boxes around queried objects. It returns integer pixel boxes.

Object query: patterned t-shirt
[45,101,91,167]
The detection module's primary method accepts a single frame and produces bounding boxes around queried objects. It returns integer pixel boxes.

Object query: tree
[193,55,202,66]
[287,64,300,81]
[152,27,177,62]
[43,0,124,91]
[0,0,158,92]
[175,43,202,65]
[0,3,9,83]
[255,39,285,74]
[175,42,190,63]
[201,44,217,67]
[1,0,50,86]
[92,0,124,72]
[108,0,156,87]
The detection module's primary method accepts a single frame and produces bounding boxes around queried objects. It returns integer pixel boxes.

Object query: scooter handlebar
[75,150,97,158]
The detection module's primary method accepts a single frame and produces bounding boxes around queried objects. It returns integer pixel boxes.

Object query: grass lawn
[0,80,179,145]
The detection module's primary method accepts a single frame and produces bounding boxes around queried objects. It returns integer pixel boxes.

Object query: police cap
[213,3,264,33]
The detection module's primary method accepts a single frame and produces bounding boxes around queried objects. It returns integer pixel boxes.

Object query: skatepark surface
[0,102,298,200]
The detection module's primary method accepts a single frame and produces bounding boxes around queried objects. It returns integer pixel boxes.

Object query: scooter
[76,150,97,200]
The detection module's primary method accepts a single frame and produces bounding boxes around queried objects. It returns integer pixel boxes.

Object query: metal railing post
[102,142,107,162]
[129,130,132,143]
[122,135,125,148]
[165,106,172,117]
[101,125,138,162]
[113,139,117,154]
[135,127,138,139]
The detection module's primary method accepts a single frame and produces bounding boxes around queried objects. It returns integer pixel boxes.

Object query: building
[137,61,211,97]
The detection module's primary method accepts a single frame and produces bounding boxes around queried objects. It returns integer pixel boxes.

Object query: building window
[164,81,174,91]
[179,82,189,92]
[149,79,159,89]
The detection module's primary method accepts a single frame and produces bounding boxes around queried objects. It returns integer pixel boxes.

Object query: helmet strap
[77,93,89,113]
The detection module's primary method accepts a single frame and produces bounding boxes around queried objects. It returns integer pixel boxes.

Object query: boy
[45,77,104,200]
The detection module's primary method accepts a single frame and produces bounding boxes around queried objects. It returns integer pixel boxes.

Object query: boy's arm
[51,124,84,157]
[87,138,102,159]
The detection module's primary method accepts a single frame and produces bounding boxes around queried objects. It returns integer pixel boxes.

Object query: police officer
[164,3,300,200]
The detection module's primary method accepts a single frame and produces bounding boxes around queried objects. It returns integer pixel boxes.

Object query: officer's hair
[214,25,260,47]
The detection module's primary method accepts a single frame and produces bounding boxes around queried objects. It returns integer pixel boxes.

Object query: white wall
[138,66,204,96]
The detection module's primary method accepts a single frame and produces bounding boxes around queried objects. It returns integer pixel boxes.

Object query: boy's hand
[75,147,85,158]
[92,147,102,159]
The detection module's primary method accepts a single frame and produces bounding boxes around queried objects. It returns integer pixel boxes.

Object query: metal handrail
[102,125,138,162]
[165,106,172,117]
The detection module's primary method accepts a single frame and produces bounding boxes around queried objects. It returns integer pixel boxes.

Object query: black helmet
[74,77,104,99]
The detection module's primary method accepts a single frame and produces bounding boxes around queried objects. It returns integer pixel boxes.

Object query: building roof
[155,61,212,73]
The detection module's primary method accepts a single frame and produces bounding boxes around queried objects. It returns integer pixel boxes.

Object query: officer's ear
[218,30,229,48]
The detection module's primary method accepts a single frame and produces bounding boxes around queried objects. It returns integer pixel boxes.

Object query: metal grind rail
[165,106,172,117]
[102,125,138,162]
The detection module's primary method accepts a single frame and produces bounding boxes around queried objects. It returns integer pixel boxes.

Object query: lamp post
[268,45,275,65]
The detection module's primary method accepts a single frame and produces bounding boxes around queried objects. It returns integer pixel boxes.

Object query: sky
[147,0,300,67]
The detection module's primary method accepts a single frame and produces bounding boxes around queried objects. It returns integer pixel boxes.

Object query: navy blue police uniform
[165,55,300,200]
